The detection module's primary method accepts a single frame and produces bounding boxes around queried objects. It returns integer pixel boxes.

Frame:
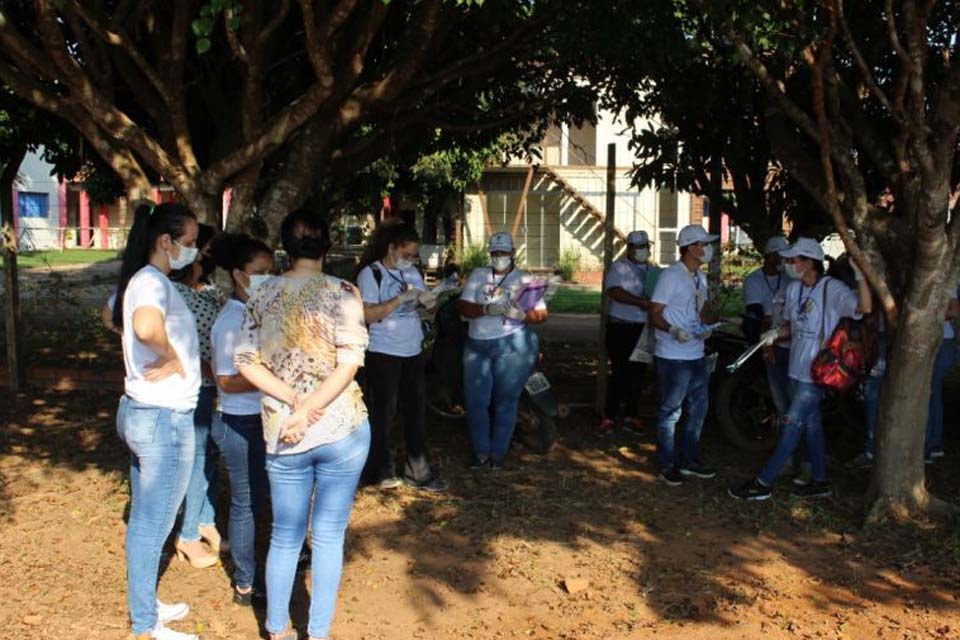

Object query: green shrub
[453,242,490,272]
[556,248,582,282]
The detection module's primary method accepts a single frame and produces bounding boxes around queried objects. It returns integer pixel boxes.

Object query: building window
[18,192,49,218]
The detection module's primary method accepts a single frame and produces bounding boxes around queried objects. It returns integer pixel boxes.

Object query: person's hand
[418,291,438,310]
[397,287,420,304]
[760,328,780,347]
[293,394,325,424]
[484,300,510,316]
[762,346,776,364]
[505,305,527,322]
[669,326,693,343]
[144,351,185,382]
[279,409,310,445]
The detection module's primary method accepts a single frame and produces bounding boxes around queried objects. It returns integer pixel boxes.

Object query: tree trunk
[1,148,27,391]
[867,198,955,522]
[225,165,261,234]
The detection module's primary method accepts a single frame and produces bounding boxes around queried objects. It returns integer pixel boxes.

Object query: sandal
[269,629,298,640]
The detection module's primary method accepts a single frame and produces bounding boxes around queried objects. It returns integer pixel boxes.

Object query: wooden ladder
[539,165,629,249]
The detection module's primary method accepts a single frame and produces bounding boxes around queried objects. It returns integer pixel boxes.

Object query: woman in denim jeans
[209,233,274,607]
[112,202,202,640]
[235,210,370,640]
[730,238,872,501]
[456,232,548,469]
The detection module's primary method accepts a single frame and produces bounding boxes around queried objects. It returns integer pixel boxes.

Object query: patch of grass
[550,286,601,314]
[2,249,119,269]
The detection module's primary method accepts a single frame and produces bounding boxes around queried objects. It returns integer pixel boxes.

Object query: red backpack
[810,279,878,392]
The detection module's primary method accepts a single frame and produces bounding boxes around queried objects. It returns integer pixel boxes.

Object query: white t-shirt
[743,268,786,318]
[651,261,708,360]
[460,266,547,341]
[605,258,649,323]
[121,265,201,410]
[357,262,425,358]
[784,276,861,383]
[211,298,261,415]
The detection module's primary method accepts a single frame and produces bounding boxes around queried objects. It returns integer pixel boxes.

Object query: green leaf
[191,17,214,37]
[196,37,212,54]
[226,15,240,31]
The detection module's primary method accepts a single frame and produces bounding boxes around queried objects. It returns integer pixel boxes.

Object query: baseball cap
[488,231,514,252]
[763,236,790,255]
[779,237,825,261]
[626,230,651,246]
[677,224,719,247]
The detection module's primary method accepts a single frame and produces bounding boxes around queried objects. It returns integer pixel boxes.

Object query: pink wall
[79,191,91,248]
[98,204,109,249]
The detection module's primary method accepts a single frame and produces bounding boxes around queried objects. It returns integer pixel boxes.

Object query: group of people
[110,203,548,639]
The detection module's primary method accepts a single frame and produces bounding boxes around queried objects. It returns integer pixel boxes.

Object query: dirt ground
[2,341,960,640]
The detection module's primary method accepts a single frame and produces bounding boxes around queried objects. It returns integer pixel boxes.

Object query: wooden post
[706,156,724,313]
[1,148,26,391]
[595,143,616,414]
[510,165,535,238]
[475,182,493,236]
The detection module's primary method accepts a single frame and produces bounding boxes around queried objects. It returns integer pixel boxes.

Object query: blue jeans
[863,335,888,457]
[758,380,826,485]
[265,422,370,638]
[211,411,266,590]
[926,339,958,455]
[116,396,195,635]
[654,356,710,471]
[463,329,539,462]
[766,347,790,417]
[180,385,218,542]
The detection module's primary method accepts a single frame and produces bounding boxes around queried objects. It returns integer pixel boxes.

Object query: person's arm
[854,271,873,315]
[217,373,258,394]
[457,269,489,318]
[132,306,184,380]
[364,290,419,324]
[233,291,298,404]
[101,302,120,335]
[608,286,651,310]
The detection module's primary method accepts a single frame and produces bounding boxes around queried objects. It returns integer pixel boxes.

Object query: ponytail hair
[210,232,272,281]
[356,218,420,276]
[113,202,197,328]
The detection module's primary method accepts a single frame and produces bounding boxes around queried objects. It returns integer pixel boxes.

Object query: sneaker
[149,623,198,640]
[728,479,772,501]
[405,476,447,493]
[597,418,615,436]
[378,476,403,490]
[490,458,506,471]
[469,457,490,470]
[792,462,813,486]
[931,450,945,459]
[678,462,717,479]
[658,468,684,486]
[790,480,832,498]
[849,452,874,469]
[156,601,189,624]
[623,417,644,434]
[233,586,266,609]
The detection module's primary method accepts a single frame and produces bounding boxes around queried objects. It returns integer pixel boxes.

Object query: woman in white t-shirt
[356,221,444,492]
[209,233,274,607]
[112,202,202,640]
[456,232,548,468]
[730,238,871,502]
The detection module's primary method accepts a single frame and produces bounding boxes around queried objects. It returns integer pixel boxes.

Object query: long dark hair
[210,232,272,282]
[113,202,197,328]
[356,219,420,276]
[281,209,331,262]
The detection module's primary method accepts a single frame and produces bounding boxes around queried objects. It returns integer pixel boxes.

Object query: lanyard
[797,277,821,316]
[378,261,407,289]
[765,272,782,295]
[491,266,514,291]
[691,269,703,312]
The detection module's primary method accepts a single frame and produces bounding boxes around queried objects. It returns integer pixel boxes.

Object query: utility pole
[595,143,616,414]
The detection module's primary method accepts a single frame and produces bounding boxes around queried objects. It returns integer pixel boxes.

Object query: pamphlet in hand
[690,322,724,339]
[504,278,550,326]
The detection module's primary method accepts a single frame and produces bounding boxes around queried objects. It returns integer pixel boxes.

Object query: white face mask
[784,263,803,280]
[491,256,512,272]
[633,248,650,263]
[700,244,715,264]
[390,248,414,272]
[168,241,198,271]
[245,274,271,296]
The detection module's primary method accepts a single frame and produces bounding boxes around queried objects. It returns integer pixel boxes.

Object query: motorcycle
[423,288,560,454]
[707,325,863,452]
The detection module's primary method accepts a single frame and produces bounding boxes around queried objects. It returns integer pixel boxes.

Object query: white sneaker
[157,600,189,624]
[151,623,198,640]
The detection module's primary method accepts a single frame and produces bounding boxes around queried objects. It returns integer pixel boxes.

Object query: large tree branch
[837,0,898,119]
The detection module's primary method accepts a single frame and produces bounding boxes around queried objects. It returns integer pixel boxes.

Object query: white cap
[626,230,650,246]
[779,237,825,261]
[677,224,719,247]
[488,231,514,252]
[763,236,790,255]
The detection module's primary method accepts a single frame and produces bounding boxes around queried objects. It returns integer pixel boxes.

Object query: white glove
[397,287,420,304]
[484,300,510,316]
[760,328,780,347]
[669,325,693,343]
[505,305,527,322]
[418,291,438,310]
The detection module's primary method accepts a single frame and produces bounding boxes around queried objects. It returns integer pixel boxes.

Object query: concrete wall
[14,151,62,250]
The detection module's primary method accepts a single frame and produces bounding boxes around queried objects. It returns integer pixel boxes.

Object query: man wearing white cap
[457,231,549,469]
[649,224,720,485]
[742,236,791,417]
[599,230,654,435]
[730,237,871,501]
